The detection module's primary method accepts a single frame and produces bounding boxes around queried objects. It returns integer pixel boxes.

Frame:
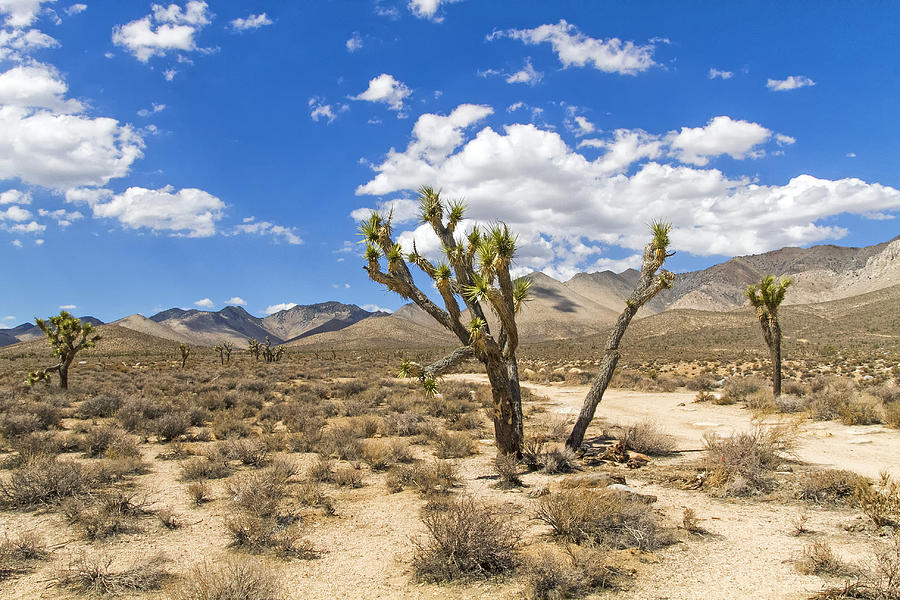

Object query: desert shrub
[180,456,231,481]
[227,470,289,518]
[307,456,334,482]
[745,389,776,412]
[702,426,794,494]
[523,544,616,600]
[117,397,165,432]
[775,394,805,413]
[187,480,212,505]
[62,491,149,540]
[781,380,807,396]
[212,410,252,439]
[433,430,475,459]
[319,423,364,461]
[361,439,413,470]
[807,377,856,421]
[839,394,884,425]
[855,472,900,528]
[542,447,577,474]
[171,558,282,600]
[795,541,854,576]
[386,460,458,496]
[0,457,93,506]
[6,431,67,465]
[686,376,716,391]
[493,453,522,488]
[520,436,547,470]
[0,532,48,582]
[535,489,670,551]
[621,420,676,456]
[80,426,128,458]
[886,402,900,429]
[385,412,426,437]
[719,377,765,404]
[0,412,43,438]
[799,469,871,504]
[412,495,520,581]
[55,553,170,596]
[224,514,317,560]
[226,438,271,467]
[295,481,335,515]
[332,466,364,488]
[77,394,123,419]
[153,412,191,442]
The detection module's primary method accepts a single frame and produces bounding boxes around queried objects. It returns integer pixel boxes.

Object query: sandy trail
[446,374,900,479]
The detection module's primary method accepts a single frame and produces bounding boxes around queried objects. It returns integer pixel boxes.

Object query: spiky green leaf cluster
[746,275,792,314]
[422,377,439,398]
[512,277,532,313]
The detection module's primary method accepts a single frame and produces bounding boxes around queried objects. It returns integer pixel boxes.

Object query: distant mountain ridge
[2,236,897,349]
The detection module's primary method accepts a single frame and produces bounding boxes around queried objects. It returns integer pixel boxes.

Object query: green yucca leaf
[364,244,381,263]
[422,377,439,398]
[512,277,533,312]
[447,200,465,227]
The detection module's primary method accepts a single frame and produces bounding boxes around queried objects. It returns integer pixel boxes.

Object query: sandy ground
[2,377,898,600]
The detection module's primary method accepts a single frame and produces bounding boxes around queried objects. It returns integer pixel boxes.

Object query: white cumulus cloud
[351,73,411,111]
[708,68,733,80]
[0,189,30,204]
[234,216,302,245]
[0,0,54,27]
[64,3,85,16]
[230,12,271,31]
[408,0,459,22]
[82,185,224,237]
[224,296,246,306]
[667,115,772,166]
[112,1,211,63]
[0,27,57,61]
[0,63,83,112]
[263,302,296,315]
[346,32,362,52]
[767,75,815,91]
[353,104,900,275]
[489,20,656,75]
[194,297,214,308]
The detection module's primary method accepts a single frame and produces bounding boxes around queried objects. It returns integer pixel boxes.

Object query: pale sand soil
[2,376,897,599]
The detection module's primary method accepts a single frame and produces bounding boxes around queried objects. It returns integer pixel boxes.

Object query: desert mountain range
[2,236,897,349]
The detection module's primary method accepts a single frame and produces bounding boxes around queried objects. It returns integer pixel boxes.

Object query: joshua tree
[260,336,283,362]
[26,311,101,389]
[213,342,233,365]
[178,343,191,369]
[746,275,792,397]
[360,187,531,456]
[247,339,261,361]
[565,222,675,451]
[360,187,675,456]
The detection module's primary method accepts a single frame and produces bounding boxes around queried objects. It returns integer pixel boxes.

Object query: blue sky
[1,0,899,324]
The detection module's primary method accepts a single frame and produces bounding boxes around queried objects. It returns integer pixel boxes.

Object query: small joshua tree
[26,311,100,389]
[178,343,191,369]
[247,339,261,361]
[746,275,791,397]
[214,342,234,365]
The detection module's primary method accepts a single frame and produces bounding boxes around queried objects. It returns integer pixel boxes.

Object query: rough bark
[770,322,782,397]
[566,242,675,452]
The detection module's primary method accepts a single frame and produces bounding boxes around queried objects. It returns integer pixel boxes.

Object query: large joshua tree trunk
[566,231,675,452]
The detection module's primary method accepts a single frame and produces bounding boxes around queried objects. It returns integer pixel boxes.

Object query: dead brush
[225,438,271,467]
[62,490,152,540]
[331,466,364,488]
[295,481,335,515]
[55,552,171,596]
[493,453,523,488]
[0,532,49,581]
[224,514,318,560]
[171,557,282,600]
[795,541,855,576]
[522,543,617,600]
[187,480,212,505]
[798,469,871,505]
[361,438,413,471]
[385,460,459,496]
[0,456,93,507]
[433,430,476,459]
[412,495,520,581]
[541,446,577,474]
[226,469,290,518]
[855,471,900,528]
[620,420,677,456]
[535,488,672,551]
[702,425,796,495]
